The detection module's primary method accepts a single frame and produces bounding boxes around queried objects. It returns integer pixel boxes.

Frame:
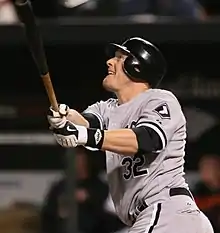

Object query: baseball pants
[129,195,214,233]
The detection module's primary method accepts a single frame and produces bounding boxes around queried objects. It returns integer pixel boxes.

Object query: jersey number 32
[121,154,148,180]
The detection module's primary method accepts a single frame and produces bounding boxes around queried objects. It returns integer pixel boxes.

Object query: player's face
[103,50,131,92]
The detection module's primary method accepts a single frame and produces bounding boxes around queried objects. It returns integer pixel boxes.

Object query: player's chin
[102,77,115,91]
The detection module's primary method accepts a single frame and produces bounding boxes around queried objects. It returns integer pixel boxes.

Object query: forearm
[53,121,163,154]
[84,126,163,155]
[101,129,138,155]
[67,109,89,127]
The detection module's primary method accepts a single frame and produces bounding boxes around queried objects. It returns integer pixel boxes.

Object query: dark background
[0,0,220,172]
[0,40,220,171]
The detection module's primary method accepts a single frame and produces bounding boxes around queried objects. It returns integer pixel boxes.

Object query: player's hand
[52,121,88,148]
[47,104,69,129]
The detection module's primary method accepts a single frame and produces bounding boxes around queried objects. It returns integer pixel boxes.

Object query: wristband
[85,128,104,149]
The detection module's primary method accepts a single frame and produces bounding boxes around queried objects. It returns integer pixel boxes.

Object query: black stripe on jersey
[136,121,167,148]
[81,112,103,129]
[148,203,162,233]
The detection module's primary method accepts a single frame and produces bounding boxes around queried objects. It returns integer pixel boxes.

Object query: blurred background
[0,0,220,233]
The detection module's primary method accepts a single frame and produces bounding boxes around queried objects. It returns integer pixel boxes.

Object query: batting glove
[47,104,69,129]
[53,121,104,149]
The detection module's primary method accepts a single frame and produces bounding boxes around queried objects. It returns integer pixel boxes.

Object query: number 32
[121,154,148,180]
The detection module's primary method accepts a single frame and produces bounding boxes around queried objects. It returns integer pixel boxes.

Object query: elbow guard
[132,125,167,154]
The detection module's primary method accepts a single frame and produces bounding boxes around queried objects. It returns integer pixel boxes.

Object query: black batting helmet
[106,37,167,87]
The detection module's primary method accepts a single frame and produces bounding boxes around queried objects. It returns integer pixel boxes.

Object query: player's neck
[116,83,150,105]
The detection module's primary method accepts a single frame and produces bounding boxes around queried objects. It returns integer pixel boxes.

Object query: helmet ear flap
[123,55,142,80]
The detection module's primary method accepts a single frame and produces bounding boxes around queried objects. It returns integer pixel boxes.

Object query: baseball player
[47,37,214,233]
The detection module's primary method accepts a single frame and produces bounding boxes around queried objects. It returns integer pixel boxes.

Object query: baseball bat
[14,0,59,111]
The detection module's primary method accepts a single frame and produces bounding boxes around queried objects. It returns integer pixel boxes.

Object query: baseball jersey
[83,89,188,226]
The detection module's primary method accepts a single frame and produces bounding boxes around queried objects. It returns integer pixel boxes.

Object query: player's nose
[106,57,114,67]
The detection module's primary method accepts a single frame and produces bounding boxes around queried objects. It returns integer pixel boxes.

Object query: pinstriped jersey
[83,89,188,226]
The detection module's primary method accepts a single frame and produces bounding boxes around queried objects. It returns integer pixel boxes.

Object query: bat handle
[42,73,59,112]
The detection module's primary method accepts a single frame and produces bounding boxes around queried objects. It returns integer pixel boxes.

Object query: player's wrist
[85,128,104,149]
[76,126,104,149]
[75,124,88,145]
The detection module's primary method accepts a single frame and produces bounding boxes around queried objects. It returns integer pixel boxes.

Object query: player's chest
[107,107,142,129]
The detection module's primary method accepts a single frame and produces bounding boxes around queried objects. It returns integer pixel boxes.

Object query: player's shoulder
[144,89,185,122]
[146,88,180,104]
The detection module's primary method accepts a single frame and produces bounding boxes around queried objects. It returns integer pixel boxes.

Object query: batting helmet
[106,37,167,87]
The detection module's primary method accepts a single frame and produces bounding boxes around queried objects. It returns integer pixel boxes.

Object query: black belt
[132,188,193,221]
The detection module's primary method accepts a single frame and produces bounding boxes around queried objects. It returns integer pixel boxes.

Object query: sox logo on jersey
[153,103,170,119]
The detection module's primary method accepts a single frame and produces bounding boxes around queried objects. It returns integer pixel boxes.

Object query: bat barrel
[14,0,48,76]
[14,0,59,111]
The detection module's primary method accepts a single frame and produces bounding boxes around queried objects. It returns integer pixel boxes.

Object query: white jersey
[83,89,188,225]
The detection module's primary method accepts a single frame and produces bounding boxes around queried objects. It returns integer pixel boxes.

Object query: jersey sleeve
[136,97,185,152]
[82,102,104,129]
[82,99,112,130]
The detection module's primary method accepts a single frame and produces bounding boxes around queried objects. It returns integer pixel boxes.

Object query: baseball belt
[132,187,193,222]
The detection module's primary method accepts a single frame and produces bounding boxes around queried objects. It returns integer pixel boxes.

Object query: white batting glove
[52,120,104,149]
[53,121,88,148]
[47,104,69,129]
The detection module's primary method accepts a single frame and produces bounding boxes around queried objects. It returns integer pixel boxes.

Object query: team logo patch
[153,103,171,119]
